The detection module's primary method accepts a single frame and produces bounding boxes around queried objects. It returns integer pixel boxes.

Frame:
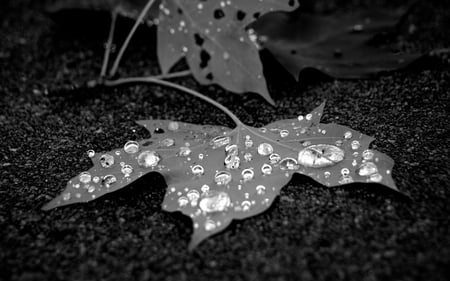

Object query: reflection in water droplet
[351,140,360,150]
[298,144,344,168]
[258,143,273,156]
[280,130,289,138]
[357,162,378,176]
[369,173,383,182]
[261,163,272,175]
[87,150,95,158]
[121,164,133,176]
[341,168,350,176]
[244,152,252,162]
[241,168,254,182]
[362,149,374,160]
[339,175,354,184]
[168,121,179,131]
[256,185,266,195]
[269,153,281,164]
[215,171,232,185]
[178,196,189,207]
[161,138,175,147]
[137,151,161,168]
[63,193,71,201]
[199,191,230,213]
[124,141,139,154]
[344,131,352,139]
[279,157,298,170]
[210,135,231,149]
[100,154,114,168]
[205,219,216,231]
[102,175,117,188]
[79,172,92,184]
[191,165,204,176]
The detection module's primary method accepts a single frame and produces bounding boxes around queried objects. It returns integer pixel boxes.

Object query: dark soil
[1,1,449,280]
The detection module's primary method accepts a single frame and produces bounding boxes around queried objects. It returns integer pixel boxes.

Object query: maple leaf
[251,8,421,80]
[156,0,299,105]
[42,102,399,249]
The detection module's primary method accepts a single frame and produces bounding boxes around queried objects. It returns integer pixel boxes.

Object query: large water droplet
[241,168,254,182]
[261,163,272,175]
[225,155,240,169]
[279,157,299,170]
[79,172,92,184]
[100,154,114,168]
[161,138,175,147]
[179,146,191,157]
[351,140,360,150]
[199,191,230,213]
[362,149,374,160]
[210,135,230,149]
[269,153,281,164]
[257,143,273,156]
[124,141,139,154]
[357,162,378,176]
[191,165,204,176]
[121,164,133,176]
[298,144,344,168]
[137,151,161,168]
[214,171,232,185]
[102,175,117,188]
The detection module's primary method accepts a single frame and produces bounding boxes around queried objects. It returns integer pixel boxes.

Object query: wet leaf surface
[251,8,422,81]
[156,0,299,104]
[43,103,399,249]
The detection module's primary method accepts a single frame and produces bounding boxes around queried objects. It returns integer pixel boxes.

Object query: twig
[104,76,242,126]
[100,11,117,78]
[109,0,157,77]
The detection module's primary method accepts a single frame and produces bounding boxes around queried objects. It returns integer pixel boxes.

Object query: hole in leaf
[206,73,213,80]
[253,12,260,19]
[290,49,297,55]
[236,10,246,21]
[177,8,183,14]
[194,33,204,46]
[214,9,225,19]
[154,128,165,134]
[288,0,296,7]
[200,49,211,69]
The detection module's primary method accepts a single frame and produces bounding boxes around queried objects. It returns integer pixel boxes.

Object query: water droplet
[302,141,312,147]
[298,144,344,168]
[179,146,191,156]
[241,168,254,182]
[79,172,92,184]
[210,135,231,149]
[280,130,289,138]
[245,138,253,148]
[178,196,189,207]
[93,176,100,183]
[369,173,383,182]
[269,153,281,164]
[241,200,252,211]
[357,162,378,176]
[223,52,230,60]
[63,193,71,201]
[201,184,210,193]
[306,114,312,120]
[161,138,175,147]
[298,115,304,121]
[87,185,95,193]
[362,149,374,160]
[224,154,240,169]
[344,131,352,139]
[225,144,238,154]
[335,140,343,146]
[205,219,216,231]
[244,152,252,162]
[338,175,354,184]
[199,191,230,213]
[257,143,273,156]
[121,164,133,176]
[197,3,203,9]
[352,159,357,166]
[137,151,161,168]
[102,175,116,188]
[198,154,204,160]
[191,165,204,176]
[341,168,350,176]
[351,140,360,150]
[279,157,298,170]
[321,130,327,135]
[187,189,200,205]
[214,171,232,185]
[261,163,272,175]
[100,154,114,168]
[87,150,95,158]
[124,141,139,154]
[324,171,331,178]
[256,185,266,195]
[168,121,179,131]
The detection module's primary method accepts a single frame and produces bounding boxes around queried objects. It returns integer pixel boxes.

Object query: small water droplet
[210,135,231,149]
[178,196,189,207]
[256,185,266,195]
[161,138,175,147]
[261,163,272,175]
[168,121,179,131]
[351,140,360,150]
[223,52,230,60]
[187,189,200,206]
[214,171,232,185]
[191,165,204,176]
[102,175,116,188]
[324,171,331,178]
[87,150,95,158]
[298,115,304,121]
[280,130,289,138]
[79,172,92,184]
[362,149,374,160]
[338,175,354,184]
[344,131,352,139]
[335,140,343,146]
[137,151,161,168]
[124,141,139,154]
[121,164,133,176]
[245,138,253,148]
[241,168,254,182]
[199,191,230,213]
[198,153,204,160]
[298,144,345,168]
[357,162,378,176]
[225,154,240,169]
[205,219,216,231]
[100,154,114,168]
[306,114,312,120]
[63,193,71,201]
[197,3,203,9]
[321,130,327,135]
[352,159,357,166]
[244,152,252,162]
[87,185,95,193]
[279,157,298,170]
[269,153,281,164]
[241,200,252,211]
[369,173,383,182]
[257,143,273,156]
[201,184,210,193]
[341,168,350,176]
[179,146,191,157]
[93,176,100,183]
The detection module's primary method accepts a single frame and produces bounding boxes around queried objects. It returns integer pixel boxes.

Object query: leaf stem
[152,70,191,79]
[109,0,156,77]
[104,77,242,126]
[100,11,117,78]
